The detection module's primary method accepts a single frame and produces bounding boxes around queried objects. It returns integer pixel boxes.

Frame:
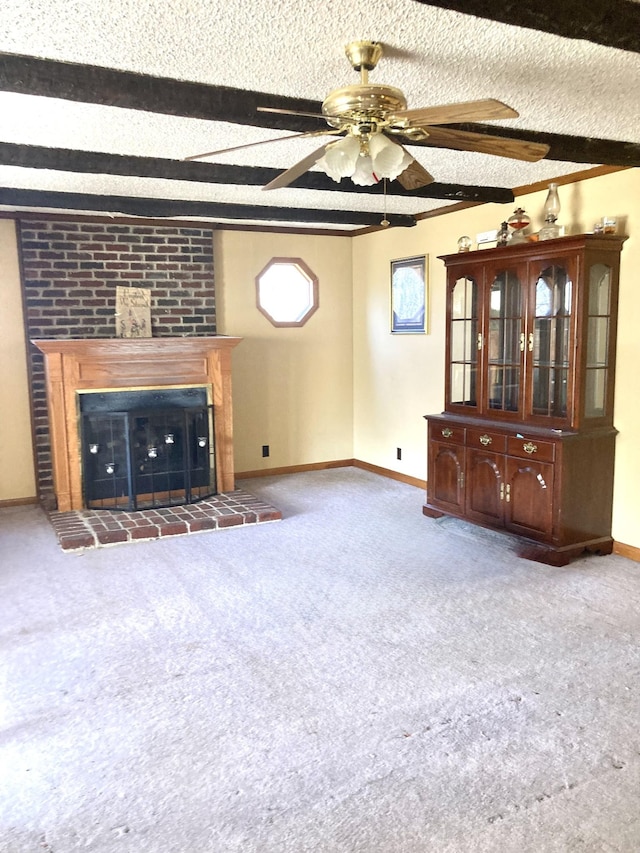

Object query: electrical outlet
[397,447,402,460]
[262,445,269,458]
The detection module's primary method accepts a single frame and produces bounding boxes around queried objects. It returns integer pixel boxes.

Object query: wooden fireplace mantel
[32,336,242,511]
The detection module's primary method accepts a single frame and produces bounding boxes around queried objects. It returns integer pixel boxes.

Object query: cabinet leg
[518,537,615,566]
[586,538,614,557]
[423,504,445,519]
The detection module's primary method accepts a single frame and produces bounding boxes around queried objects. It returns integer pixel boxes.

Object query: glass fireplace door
[80,387,215,510]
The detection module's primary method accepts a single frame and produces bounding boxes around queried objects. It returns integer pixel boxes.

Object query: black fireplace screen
[79,387,215,510]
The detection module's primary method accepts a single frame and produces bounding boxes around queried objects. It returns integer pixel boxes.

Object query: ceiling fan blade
[183,130,333,162]
[257,106,328,120]
[396,159,435,190]
[390,98,518,127]
[417,126,549,162]
[262,143,335,191]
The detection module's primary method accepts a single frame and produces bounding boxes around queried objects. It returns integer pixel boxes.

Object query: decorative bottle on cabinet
[423,233,627,566]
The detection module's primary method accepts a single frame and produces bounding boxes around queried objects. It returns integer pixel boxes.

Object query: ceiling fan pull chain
[381,178,390,228]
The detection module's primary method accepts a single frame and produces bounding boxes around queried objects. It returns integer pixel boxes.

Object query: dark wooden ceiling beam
[0,188,417,227]
[0,142,514,204]
[0,53,323,130]
[413,0,640,53]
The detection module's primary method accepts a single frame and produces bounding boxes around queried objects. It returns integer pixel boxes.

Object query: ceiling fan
[185,40,549,192]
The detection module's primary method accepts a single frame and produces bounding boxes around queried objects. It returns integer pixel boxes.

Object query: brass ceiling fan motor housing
[322,85,407,127]
[322,40,408,130]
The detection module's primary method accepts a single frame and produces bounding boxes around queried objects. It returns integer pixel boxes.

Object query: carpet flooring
[1,468,639,852]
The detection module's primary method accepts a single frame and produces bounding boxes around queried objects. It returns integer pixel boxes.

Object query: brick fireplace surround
[19,218,282,549]
[20,218,219,507]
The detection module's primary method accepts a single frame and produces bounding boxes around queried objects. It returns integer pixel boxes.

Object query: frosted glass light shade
[351,155,378,186]
[369,134,413,180]
[316,135,361,181]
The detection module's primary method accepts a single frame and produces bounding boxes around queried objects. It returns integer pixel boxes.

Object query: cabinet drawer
[466,428,507,453]
[431,422,465,444]
[507,435,555,463]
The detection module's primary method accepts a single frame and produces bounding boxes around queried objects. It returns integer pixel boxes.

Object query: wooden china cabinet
[423,233,627,565]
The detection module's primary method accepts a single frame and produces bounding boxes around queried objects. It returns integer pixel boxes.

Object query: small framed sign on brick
[115,285,152,338]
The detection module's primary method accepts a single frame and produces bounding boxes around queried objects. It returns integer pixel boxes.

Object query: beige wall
[352,226,446,480]
[0,219,36,502]
[352,168,640,549]
[214,229,354,473]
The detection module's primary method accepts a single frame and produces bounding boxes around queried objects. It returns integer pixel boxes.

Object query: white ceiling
[0,0,639,231]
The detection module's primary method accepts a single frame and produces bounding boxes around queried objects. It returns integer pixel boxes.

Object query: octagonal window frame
[255,257,319,328]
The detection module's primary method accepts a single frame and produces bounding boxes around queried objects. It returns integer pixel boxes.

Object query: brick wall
[18,218,216,509]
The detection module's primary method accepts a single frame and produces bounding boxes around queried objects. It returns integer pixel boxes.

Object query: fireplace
[33,337,242,512]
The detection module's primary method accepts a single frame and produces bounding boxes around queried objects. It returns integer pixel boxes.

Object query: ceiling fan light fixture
[316,131,415,186]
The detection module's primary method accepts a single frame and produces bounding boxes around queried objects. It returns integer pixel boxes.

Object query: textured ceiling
[0,0,639,232]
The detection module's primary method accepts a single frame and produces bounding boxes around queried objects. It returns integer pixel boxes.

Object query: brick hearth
[48,488,282,551]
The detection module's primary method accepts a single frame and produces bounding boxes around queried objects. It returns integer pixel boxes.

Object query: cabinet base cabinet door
[428,442,465,514]
[505,457,554,540]
[465,450,504,525]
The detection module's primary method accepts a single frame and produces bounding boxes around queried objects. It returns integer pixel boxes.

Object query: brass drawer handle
[442,427,453,438]
[523,441,538,455]
[479,434,492,446]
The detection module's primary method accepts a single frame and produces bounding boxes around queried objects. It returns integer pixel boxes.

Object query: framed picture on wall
[391,255,427,333]
[115,285,152,338]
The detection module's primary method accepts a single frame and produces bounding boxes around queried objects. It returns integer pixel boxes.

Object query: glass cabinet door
[449,275,480,409]
[585,263,612,420]
[486,268,523,414]
[529,263,573,421]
